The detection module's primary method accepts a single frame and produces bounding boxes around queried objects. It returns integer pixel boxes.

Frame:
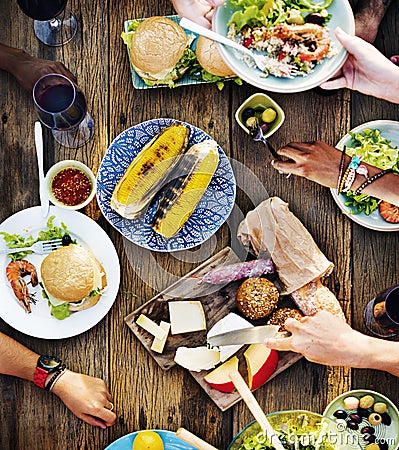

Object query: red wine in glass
[364,285,399,338]
[17,0,77,46]
[33,74,94,148]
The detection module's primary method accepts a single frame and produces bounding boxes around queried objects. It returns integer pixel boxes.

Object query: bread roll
[236,277,279,320]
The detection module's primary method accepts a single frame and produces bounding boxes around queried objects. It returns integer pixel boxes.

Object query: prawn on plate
[6,260,38,313]
[270,23,331,62]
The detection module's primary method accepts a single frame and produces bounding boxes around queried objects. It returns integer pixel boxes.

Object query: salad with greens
[227,0,336,78]
[341,129,399,216]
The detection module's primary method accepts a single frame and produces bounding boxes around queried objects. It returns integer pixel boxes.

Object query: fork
[180,17,269,73]
[0,239,63,255]
[249,125,281,160]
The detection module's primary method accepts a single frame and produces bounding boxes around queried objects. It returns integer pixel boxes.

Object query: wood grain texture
[0,0,398,448]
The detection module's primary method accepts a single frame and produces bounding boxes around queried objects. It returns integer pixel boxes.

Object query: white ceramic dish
[45,160,96,210]
[0,206,120,339]
[331,120,399,232]
[213,0,355,93]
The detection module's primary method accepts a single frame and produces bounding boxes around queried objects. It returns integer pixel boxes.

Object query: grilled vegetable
[151,140,219,238]
[110,123,190,218]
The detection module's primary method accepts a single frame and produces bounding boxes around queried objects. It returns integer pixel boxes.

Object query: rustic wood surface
[0,0,399,449]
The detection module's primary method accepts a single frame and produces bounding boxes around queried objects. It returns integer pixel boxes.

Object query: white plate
[0,206,120,339]
[330,120,399,232]
[213,0,355,93]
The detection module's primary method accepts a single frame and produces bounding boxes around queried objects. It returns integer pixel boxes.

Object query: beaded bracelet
[340,155,369,193]
[336,146,347,191]
[44,364,66,391]
[353,168,393,196]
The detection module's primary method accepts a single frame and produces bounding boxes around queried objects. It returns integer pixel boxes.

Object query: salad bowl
[213,0,355,93]
[228,410,361,450]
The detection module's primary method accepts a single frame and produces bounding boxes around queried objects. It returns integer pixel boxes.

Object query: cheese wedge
[150,321,170,354]
[174,347,220,372]
[136,314,167,340]
[168,301,206,334]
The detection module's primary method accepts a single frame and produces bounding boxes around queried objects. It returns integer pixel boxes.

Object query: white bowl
[45,160,96,210]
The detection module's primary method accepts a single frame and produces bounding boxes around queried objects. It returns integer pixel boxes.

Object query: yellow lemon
[261,108,277,123]
[133,431,164,450]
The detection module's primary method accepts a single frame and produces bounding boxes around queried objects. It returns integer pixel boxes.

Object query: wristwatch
[33,355,62,389]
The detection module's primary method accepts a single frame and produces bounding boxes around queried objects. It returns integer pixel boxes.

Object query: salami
[202,259,274,284]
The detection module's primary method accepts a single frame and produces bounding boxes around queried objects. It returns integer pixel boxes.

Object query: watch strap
[44,364,66,391]
[34,366,49,389]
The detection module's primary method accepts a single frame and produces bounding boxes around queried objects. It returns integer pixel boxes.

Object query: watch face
[38,355,61,371]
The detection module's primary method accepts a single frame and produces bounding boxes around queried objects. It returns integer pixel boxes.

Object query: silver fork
[0,239,63,255]
[250,125,281,160]
[180,18,298,77]
[180,17,268,72]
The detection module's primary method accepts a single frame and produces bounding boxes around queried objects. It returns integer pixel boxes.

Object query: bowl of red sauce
[45,160,96,210]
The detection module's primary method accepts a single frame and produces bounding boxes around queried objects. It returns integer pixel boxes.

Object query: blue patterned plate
[105,430,197,450]
[96,118,236,252]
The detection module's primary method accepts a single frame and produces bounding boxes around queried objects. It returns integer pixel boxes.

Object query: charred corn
[151,140,219,238]
[111,123,190,218]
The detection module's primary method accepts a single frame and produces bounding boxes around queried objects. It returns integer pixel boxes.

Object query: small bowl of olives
[324,389,399,450]
[235,93,285,139]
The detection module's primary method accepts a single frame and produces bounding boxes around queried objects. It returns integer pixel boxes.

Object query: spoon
[180,17,268,73]
[229,370,285,450]
[176,428,219,450]
[34,121,50,217]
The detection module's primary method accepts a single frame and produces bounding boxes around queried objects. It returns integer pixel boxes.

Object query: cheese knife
[207,325,278,346]
[35,121,49,218]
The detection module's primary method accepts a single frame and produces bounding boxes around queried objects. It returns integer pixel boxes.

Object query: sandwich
[40,244,107,320]
[193,36,241,90]
[126,16,196,87]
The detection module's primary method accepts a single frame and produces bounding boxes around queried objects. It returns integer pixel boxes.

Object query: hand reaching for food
[51,370,117,428]
[319,27,399,104]
[171,0,224,28]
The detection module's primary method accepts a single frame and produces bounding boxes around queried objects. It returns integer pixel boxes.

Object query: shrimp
[6,260,38,313]
[271,23,331,62]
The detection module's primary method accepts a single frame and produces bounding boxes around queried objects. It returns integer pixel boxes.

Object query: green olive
[286,9,305,25]
[359,395,375,409]
[261,108,277,123]
[245,116,259,129]
[368,413,382,426]
[374,402,388,414]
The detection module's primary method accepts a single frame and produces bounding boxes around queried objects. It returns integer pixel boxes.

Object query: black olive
[361,426,375,434]
[242,107,256,122]
[358,407,372,417]
[346,420,359,430]
[305,13,326,25]
[62,234,72,246]
[379,443,389,450]
[381,412,392,425]
[349,413,362,423]
[363,434,376,443]
[333,410,347,419]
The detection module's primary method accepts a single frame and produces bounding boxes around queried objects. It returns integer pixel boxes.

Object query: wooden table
[1,1,399,449]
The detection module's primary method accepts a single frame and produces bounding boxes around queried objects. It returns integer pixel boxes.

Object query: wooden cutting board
[125,247,303,411]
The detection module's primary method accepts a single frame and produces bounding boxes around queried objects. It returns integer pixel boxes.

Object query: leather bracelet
[44,364,66,391]
[336,145,347,191]
[353,169,393,195]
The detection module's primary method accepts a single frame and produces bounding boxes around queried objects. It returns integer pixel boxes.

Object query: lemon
[133,431,164,450]
[261,108,277,123]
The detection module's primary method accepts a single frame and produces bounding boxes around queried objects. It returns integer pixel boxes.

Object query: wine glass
[364,285,399,338]
[17,0,77,47]
[33,74,94,148]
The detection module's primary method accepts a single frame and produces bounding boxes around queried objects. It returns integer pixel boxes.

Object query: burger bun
[195,36,236,78]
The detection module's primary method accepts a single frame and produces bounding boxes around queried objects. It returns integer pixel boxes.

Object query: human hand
[271,140,342,188]
[265,311,370,368]
[320,27,399,103]
[51,370,116,428]
[11,50,76,91]
[171,0,224,28]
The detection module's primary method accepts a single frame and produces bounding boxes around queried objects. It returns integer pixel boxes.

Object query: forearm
[0,332,39,382]
[355,0,393,23]
[359,335,399,376]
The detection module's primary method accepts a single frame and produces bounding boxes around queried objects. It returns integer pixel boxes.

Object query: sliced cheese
[207,313,253,362]
[150,321,170,354]
[174,347,220,372]
[168,301,206,335]
[136,314,167,340]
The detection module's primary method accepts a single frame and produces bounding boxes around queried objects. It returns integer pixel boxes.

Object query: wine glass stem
[49,18,61,31]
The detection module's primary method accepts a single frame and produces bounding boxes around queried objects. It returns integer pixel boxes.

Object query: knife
[207,325,279,346]
[35,121,49,218]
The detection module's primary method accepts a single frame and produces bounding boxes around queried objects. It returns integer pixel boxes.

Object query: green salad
[228,0,333,32]
[234,414,337,450]
[342,129,399,215]
[0,216,71,261]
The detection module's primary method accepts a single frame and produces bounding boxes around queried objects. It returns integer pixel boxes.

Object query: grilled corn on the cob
[151,140,219,238]
[111,123,190,218]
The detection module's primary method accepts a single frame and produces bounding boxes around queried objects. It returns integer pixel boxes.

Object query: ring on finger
[108,402,114,411]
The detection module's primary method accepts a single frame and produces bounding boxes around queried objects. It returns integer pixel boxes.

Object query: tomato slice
[379,201,399,223]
